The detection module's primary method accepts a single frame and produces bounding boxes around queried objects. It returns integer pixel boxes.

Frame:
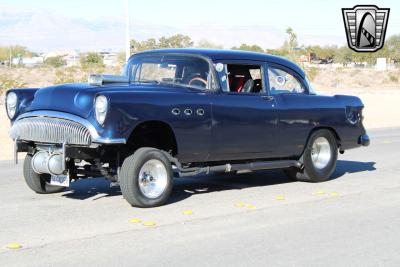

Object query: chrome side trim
[13,111,126,145]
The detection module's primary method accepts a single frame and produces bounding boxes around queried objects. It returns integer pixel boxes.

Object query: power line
[125,0,130,61]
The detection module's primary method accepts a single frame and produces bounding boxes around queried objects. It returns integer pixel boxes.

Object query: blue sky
[0,0,399,51]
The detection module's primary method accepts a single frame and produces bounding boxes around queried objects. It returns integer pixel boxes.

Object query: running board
[177,160,302,177]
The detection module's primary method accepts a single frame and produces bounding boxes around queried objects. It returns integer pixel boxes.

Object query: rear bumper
[358,134,370,146]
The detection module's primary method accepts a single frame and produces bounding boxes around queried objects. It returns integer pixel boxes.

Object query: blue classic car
[6,49,369,207]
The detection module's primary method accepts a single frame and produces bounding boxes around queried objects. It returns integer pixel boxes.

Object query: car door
[266,63,319,158]
[209,60,279,161]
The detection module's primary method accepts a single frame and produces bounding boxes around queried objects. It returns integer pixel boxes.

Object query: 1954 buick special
[6,49,369,207]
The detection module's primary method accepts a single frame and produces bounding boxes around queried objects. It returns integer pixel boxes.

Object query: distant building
[376,58,387,71]
[44,50,74,58]
[23,57,44,66]
[44,50,80,67]
[12,56,44,66]
[100,52,119,67]
[63,54,80,67]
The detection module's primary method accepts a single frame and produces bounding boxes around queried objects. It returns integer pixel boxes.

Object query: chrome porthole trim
[311,137,332,169]
[196,108,205,116]
[184,109,192,116]
[138,159,168,199]
[171,108,180,115]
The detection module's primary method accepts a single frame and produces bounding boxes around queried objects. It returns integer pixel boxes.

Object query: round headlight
[95,95,108,125]
[6,92,18,119]
[95,95,108,113]
[7,92,17,108]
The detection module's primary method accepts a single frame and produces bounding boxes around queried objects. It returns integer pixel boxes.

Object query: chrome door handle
[262,95,274,101]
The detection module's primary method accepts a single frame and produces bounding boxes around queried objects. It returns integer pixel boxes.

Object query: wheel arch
[303,126,342,153]
[126,120,178,157]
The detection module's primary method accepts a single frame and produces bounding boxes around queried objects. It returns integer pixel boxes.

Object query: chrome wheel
[138,159,168,199]
[311,137,332,169]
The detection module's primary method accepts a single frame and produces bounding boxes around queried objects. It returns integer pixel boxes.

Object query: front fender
[7,88,39,122]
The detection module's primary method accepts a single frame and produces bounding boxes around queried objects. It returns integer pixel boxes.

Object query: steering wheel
[188,77,207,88]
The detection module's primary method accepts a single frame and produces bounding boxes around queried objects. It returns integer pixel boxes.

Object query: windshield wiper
[136,80,161,85]
[132,80,198,90]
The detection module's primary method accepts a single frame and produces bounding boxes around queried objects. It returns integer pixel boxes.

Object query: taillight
[346,106,362,125]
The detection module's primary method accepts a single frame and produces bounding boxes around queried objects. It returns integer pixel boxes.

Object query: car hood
[28,83,102,118]
[27,82,192,118]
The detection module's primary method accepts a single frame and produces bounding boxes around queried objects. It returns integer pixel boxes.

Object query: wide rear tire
[119,147,173,208]
[285,129,338,182]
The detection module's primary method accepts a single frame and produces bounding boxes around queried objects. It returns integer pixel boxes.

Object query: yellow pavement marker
[246,204,256,209]
[143,221,156,227]
[129,218,142,223]
[316,190,325,195]
[276,195,285,201]
[330,192,339,197]
[6,243,22,249]
[235,202,246,208]
[183,210,193,215]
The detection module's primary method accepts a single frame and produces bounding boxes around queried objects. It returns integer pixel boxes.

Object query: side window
[214,63,264,94]
[268,67,305,94]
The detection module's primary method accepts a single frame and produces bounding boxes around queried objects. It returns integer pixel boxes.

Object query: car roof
[132,48,305,78]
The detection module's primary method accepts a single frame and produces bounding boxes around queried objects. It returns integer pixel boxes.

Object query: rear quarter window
[268,67,305,94]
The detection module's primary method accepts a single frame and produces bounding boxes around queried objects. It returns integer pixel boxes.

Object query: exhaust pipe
[32,151,65,175]
[177,160,302,177]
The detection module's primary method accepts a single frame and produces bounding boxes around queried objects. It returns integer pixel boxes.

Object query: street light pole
[125,0,130,61]
[9,46,12,69]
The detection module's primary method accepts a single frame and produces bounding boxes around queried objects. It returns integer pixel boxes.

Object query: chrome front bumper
[10,117,92,146]
[10,111,126,146]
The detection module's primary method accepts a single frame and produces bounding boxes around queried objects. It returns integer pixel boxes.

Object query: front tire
[286,129,338,182]
[119,147,173,208]
[23,154,65,194]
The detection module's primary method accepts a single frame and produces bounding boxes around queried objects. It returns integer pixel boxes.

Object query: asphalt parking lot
[0,127,399,267]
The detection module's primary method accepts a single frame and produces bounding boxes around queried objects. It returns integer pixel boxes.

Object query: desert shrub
[80,53,104,69]
[54,67,86,84]
[388,73,399,83]
[45,56,66,68]
[0,74,26,94]
[82,64,106,75]
[54,65,121,85]
[0,74,26,103]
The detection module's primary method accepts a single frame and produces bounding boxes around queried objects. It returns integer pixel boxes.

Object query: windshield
[128,54,214,90]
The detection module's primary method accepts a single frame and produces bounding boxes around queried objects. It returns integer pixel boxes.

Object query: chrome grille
[10,117,91,146]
